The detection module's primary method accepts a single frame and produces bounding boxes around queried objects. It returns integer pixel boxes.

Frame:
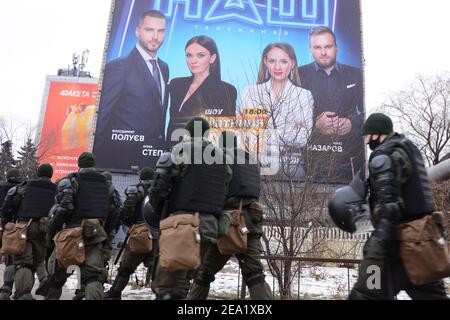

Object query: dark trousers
[350,240,449,300]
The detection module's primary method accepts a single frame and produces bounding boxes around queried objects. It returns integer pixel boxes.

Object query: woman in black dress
[167,35,237,141]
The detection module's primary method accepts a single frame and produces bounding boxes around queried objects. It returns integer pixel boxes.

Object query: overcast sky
[1,0,449,132]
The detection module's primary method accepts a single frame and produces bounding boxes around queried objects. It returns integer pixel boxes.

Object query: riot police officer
[71,171,123,300]
[105,167,155,300]
[100,171,122,276]
[148,117,231,300]
[0,168,23,300]
[330,113,449,300]
[0,164,57,300]
[187,131,272,300]
[45,152,119,300]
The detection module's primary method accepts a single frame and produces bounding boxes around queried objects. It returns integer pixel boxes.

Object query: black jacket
[299,62,365,184]
[167,75,237,140]
[299,62,363,127]
[93,47,170,170]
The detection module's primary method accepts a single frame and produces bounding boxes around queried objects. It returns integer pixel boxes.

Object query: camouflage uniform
[105,177,155,300]
[1,175,56,300]
[45,166,119,300]
[188,140,271,300]
[149,137,232,300]
[0,172,22,300]
[72,171,122,300]
[100,172,122,282]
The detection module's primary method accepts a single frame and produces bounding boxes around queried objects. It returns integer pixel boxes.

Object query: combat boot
[0,287,12,300]
[248,281,272,300]
[72,287,85,300]
[155,288,188,300]
[45,287,62,300]
[35,278,49,296]
[187,282,210,300]
[104,275,129,300]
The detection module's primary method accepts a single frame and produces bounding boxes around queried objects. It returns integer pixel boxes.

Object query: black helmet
[328,171,371,233]
[328,186,363,233]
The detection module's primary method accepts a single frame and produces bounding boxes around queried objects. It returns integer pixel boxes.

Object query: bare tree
[0,116,38,156]
[0,116,20,152]
[0,115,53,179]
[382,74,450,166]
[238,82,341,299]
[260,174,333,299]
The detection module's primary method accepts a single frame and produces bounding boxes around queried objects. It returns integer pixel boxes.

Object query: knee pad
[243,271,265,288]
[0,286,12,294]
[194,268,215,287]
[117,267,134,278]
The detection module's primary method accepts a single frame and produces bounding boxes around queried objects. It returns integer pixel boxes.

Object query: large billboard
[93,0,364,184]
[36,77,98,181]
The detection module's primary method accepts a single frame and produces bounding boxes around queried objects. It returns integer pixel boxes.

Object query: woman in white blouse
[239,43,314,179]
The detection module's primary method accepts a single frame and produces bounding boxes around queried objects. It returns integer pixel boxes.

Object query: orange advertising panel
[37,81,98,181]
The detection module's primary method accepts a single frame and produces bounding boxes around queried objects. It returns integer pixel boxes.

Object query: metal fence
[262,226,370,241]
[235,255,362,300]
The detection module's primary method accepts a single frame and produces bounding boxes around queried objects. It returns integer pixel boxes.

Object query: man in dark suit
[93,10,169,171]
[299,26,364,184]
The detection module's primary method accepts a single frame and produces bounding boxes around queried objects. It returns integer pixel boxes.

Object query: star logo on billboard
[205,0,263,26]
[224,0,245,10]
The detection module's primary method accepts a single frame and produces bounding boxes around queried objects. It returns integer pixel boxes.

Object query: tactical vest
[168,143,227,216]
[369,134,435,221]
[74,171,109,219]
[131,183,150,224]
[0,181,16,205]
[228,149,260,199]
[16,179,56,219]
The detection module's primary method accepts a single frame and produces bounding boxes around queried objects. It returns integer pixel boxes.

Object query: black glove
[364,219,395,259]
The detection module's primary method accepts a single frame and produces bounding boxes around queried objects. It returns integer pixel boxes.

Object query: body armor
[16,179,56,219]
[127,183,149,224]
[369,134,435,221]
[168,142,227,216]
[227,149,260,199]
[73,172,109,219]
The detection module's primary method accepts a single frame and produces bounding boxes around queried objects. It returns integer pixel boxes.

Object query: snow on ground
[64,258,447,300]
[208,259,412,300]
[2,261,447,300]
